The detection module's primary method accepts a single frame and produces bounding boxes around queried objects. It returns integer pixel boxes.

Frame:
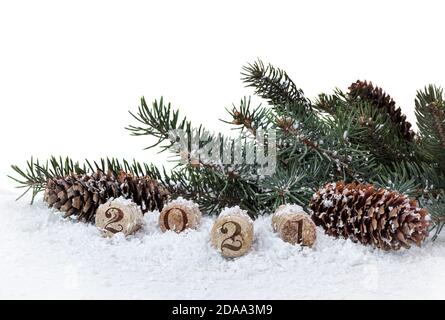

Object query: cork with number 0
[159,198,201,233]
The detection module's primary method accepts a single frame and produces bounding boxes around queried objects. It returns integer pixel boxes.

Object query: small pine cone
[348,80,414,141]
[43,171,169,222]
[310,182,430,250]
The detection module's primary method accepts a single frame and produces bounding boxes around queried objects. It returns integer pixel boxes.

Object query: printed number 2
[104,207,124,234]
[220,221,243,251]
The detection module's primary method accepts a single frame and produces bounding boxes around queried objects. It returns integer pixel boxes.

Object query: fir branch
[126,96,266,176]
[127,97,192,151]
[348,80,415,141]
[126,97,274,216]
[242,59,311,110]
[275,114,355,177]
[337,98,418,164]
[314,92,342,114]
[258,161,320,210]
[420,192,445,241]
[428,102,445,149]
[372,162,422,198]
[221,97,271,137]
[415,85,445,171]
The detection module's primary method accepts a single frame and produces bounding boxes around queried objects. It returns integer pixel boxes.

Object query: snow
[218,206,253,223]
[167,197,199,209]
[322,200,334,208]
[1,192,445,299]
[110,196,139,206]
[274,204,306,216]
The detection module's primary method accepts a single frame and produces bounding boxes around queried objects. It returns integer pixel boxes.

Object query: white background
[1,0,445,191]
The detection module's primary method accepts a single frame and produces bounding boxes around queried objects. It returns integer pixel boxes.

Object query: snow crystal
[334,194,342,201]
[323,200,334,208]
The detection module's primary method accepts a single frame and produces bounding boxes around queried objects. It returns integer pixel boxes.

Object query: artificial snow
[218,206,253,223]
[322,200,334,208]
[274,204,306,216]
[110,196,139,206]
[167,197,199,208]
[0,192,444,299]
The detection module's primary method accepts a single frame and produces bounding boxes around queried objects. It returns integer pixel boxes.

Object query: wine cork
[211,207,254,258]
[95,197,144,237]
[159,198,201,233]
[272,204,316,247]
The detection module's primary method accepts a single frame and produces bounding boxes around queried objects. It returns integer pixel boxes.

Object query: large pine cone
[310,182,429,250]
[348,80,414,141]
[43,171,170,222]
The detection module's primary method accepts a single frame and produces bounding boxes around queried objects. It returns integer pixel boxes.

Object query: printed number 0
[164,208,188,231]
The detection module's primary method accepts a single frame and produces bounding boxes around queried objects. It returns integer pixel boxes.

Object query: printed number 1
[296,219,303,244]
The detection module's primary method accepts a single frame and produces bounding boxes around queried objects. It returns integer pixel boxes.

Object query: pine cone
[310,182,429,250]
[43,171,170,222]
[348,80,414,140]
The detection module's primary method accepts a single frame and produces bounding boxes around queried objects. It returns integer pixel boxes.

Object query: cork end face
[280,219,303,245]
[95,199,144,238]
[211,215,254,258]
[160,208,188,233]
[279,216,316,247]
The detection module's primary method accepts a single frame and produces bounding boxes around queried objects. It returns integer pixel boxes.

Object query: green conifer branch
[415,85,445,171]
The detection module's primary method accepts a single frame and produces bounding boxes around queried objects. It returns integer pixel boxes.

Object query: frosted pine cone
[44,171,169,222]
[310,182,430,250]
